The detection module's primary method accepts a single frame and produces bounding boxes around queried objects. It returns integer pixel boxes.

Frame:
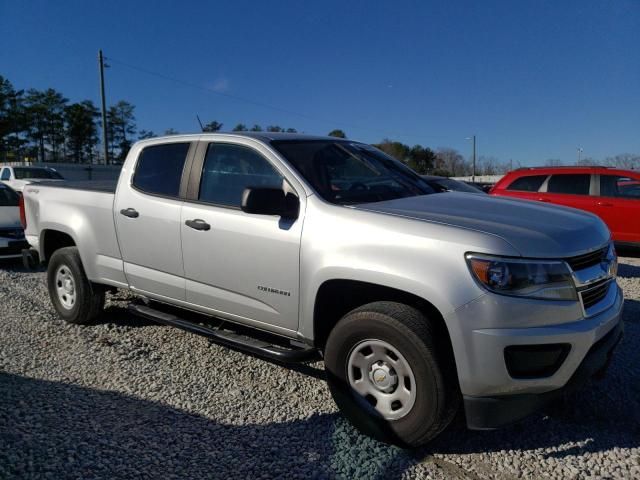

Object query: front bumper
[464,316,623,429]
[444,282,624,428]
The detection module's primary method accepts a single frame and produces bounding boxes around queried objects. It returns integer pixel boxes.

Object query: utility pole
[577,147,583,164]
[99,50,108,165]
[472,134,476,182]
[465,135,477,181]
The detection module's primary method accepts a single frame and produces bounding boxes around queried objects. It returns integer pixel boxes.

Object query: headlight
[466,253,577,301]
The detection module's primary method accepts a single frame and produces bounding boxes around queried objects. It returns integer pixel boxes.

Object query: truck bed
[22,181,126,288]
[30,180,117,194]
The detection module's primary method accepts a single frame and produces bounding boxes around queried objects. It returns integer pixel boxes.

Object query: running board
[128,304,319,363]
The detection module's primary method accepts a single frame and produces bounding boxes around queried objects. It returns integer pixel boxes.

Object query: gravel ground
[0,256,639,479]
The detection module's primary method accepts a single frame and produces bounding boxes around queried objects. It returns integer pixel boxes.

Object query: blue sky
[1,0,638,165]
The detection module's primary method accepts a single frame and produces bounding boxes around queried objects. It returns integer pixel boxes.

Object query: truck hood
[355,193,610,258]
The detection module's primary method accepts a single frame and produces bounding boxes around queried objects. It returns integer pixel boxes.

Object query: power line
[105,55,456,142]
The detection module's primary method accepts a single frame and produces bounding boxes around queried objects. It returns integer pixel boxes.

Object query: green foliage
[374,139,409,162]
[328,129,346,138]
[138,130,156,139]
[25,88,68,162]
[202,121,223,132]
[249,124,263,132]
[107,101,136,163]
[407,145,437,174]
[232,123,248,131]
[65,101,99,163]
[0,75,136,163]
[372,139,436,174]
[0,76,28,161]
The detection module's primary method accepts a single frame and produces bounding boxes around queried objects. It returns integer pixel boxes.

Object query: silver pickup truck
[21,133,623,447]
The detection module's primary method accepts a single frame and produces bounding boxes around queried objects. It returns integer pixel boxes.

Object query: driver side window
[1,168,10,180]
[198,143,283,207]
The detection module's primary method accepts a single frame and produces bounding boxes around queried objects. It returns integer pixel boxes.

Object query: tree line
[545,154,640,171]
[2,75,637,174]
[373,140,520,176]
[0,75,139,164]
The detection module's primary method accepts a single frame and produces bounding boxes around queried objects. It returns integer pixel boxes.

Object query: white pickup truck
[21,133,623,446]
[0,165,64,192]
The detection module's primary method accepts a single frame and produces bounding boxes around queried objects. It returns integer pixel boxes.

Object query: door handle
[120,208,139,218]
[597,201,614,207]
[185,219,211,231]
[537,198,551,202]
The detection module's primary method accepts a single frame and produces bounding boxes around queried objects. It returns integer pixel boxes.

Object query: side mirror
[241,187,299,219]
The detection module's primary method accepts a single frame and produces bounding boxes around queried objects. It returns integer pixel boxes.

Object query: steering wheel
[349,182,368,192]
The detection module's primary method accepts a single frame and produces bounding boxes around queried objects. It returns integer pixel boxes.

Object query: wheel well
[313,279,452,353]
[42,230,76,263]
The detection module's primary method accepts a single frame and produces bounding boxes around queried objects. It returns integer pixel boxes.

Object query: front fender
[296,198,518,340]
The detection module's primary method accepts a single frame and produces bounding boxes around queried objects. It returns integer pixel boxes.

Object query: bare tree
[545,159,563,166]
[435,148,468,176]
[477,156,501,175]
[604,153,640,170]
[577,157,599,166]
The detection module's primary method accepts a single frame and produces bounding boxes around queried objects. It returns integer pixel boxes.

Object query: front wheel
[324,301,459,447]
[47,247,104,324]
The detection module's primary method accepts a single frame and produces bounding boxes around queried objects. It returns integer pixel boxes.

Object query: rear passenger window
[133,143,190,197]
[506,175,547,192]
[601,175,640,199]
[1,168,10,180]
[198,143,283,207]
[547,174,591,195]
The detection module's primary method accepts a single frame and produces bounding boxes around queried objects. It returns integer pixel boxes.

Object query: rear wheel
[324,301,459,447]
[47,247,104,324]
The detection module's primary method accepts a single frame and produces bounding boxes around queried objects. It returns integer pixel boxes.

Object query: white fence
[452,175,504,184]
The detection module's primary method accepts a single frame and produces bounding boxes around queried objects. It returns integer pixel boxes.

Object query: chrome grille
[579,281,611,310]
[565,247,607,271]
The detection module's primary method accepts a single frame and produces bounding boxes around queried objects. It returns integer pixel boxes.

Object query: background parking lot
[1,257,639,479]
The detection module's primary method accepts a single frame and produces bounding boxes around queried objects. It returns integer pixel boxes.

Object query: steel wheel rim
[347,339,417,420]
[55,265,77,310]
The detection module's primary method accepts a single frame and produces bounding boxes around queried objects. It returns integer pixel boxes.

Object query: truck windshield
[14,168,63,180]
[271,140,434,204]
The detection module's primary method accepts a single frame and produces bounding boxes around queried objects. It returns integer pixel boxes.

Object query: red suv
[490,166,640,247]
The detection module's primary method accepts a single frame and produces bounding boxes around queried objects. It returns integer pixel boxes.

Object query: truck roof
[137,132,349,144]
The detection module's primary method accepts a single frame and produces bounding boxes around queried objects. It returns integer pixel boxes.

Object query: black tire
[47,247,105,325]
[324,301,459,447]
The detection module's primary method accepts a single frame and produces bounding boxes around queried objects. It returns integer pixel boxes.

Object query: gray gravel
[0,257,639,479]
